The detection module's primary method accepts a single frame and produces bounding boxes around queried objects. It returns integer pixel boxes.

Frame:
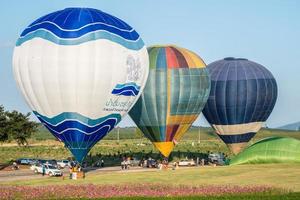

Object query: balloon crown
[224,57,248,61]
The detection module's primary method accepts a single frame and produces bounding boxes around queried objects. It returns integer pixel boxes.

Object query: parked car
[146,158,157,168]
[35,159,58,167]
[16,158,35,165]
[32,164,62,176]
[57,160,70,168]
[130,158,140,166]
[208,153,225,165]
[178,159,196,166]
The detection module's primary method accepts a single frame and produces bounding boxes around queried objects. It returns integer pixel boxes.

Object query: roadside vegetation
[0,105,37,146]
[1,119,300,164]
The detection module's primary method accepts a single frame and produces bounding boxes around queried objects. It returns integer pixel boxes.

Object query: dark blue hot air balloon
[202,57,278,154]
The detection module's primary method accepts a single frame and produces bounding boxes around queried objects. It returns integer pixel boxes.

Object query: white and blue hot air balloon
[13,8,149,162]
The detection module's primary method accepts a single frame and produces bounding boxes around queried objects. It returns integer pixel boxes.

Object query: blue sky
[0,0,299,128]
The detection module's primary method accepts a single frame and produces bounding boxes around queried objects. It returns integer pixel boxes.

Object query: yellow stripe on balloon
[173,124,191,141]
[166,69,172,124]
[185,50,206,68]
[179,48,196,67]
[153,141,174,157]
[167,114,198,124]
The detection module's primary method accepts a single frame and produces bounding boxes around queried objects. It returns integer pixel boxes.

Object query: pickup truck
[32,164,62,176]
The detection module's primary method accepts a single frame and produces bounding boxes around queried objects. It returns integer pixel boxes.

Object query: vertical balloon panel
[13,8,149,162]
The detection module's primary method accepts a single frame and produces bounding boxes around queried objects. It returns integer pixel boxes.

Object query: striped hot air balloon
[202,57,278,154]
[13,8,149,162]
[129,45,211,157]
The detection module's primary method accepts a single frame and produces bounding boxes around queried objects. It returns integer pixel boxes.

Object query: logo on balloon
[110,55,142,97]
[103,98,134,112]
[126,55,141,82]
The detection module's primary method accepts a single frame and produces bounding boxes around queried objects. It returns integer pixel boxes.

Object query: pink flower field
[0,184,276,199]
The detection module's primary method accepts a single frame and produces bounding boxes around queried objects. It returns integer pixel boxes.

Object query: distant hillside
[33,124,300,141]
[278,122,300,131]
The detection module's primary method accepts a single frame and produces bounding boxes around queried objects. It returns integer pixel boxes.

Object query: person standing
[69,167,73,179]
[42,164,46,176]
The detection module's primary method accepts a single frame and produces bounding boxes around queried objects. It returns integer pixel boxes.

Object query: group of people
[121,157,131,170]
[158,159,170,170]
[94,159,105,168]
[69,163,85,179]
[138,157,158,168]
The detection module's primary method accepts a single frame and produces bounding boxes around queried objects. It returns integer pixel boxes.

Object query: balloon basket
[71,171,85,180]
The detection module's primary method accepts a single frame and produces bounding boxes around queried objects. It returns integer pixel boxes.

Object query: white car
[32,164,62,176]
[130,158,140,166]
[57,160,70,168]
[178,159,196,166]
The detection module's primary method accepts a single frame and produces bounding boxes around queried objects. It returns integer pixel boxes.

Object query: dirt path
[0,166,169,183]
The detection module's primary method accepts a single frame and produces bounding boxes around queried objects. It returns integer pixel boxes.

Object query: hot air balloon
[202,57,278,154]
[13,8,149,162]
[129,45,211,157]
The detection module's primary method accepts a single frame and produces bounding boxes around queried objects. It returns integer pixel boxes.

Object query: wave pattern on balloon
[16,8,144,50]
[111,82,141,96]
[34,112,121,160]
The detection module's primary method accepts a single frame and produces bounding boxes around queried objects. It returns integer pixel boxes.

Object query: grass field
[2,164,300,191]
[1,164,300,199]
[1,128,300,199]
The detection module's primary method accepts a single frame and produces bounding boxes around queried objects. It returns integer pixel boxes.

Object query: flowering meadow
[0,184,277,199]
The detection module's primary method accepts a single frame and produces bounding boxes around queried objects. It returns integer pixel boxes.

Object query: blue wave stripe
[28,8,132,32]
[56,129,109,144]
[50,126,110,163]
[113,90,138,96]
[21,22,139,40]
[16,30,145,50]
[33,111,121,126]
[34,111,121,162]
[38,117,117,134]
[112,86,139,96]
[114,82,140,90]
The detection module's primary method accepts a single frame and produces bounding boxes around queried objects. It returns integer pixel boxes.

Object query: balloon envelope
[230,137,300,165]
[13,8,149,162]
[202,57,278,154]
[129,45,210,157]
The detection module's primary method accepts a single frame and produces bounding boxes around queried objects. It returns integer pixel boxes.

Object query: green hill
[33,124,300,142]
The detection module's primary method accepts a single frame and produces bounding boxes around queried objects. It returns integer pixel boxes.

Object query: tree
[6,110,38,146]
[0,105,8,142]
